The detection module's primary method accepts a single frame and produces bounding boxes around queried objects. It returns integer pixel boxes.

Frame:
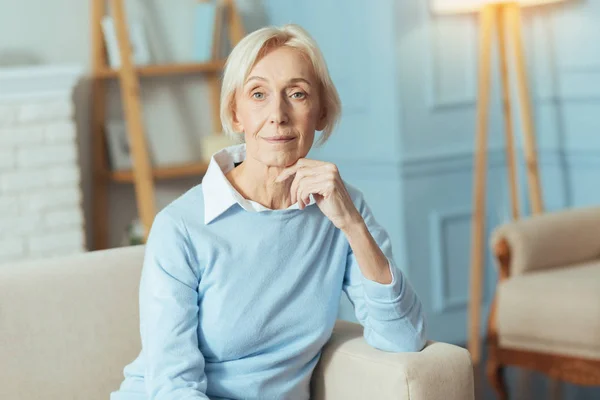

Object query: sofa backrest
[0,245,145,400]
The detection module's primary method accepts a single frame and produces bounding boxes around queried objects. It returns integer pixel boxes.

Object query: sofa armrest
[491,206,600,276]
[311,320,474,400]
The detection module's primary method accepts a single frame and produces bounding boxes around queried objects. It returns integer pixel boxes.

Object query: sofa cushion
[497,259,600,359]
[0,245,145,400]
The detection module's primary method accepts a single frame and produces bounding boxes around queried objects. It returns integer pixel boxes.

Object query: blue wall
[261,0,410,324]
[259,0,600,345]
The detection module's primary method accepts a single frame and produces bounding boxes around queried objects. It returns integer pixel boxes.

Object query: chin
[261,151,299,168]
[274,154,298,168]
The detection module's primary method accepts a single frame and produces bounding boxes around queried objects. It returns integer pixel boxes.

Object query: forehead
[246,46,315,82]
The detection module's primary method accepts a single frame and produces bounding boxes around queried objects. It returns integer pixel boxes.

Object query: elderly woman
[111,24,426,400]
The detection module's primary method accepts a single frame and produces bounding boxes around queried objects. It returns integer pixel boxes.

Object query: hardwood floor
[471,346,600,399]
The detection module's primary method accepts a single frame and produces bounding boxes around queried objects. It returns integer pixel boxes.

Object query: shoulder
[150,184,206,234]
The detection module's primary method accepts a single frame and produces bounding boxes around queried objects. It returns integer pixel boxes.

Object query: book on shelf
[101,16,151,68]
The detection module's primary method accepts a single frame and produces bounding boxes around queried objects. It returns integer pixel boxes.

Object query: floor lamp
[431,0,564,364]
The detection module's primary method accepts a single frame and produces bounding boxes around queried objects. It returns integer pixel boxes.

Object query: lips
[263,136,296,143]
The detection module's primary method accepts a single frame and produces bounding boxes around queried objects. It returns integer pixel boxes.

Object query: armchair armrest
[491,206,600,276]
[311,320,474,400]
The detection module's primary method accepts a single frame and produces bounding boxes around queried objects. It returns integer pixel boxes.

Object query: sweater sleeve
[139,210,210,400]
[342,195,427,353]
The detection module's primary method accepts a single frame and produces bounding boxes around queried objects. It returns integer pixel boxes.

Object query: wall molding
[529,11,600,103]
[424,2,477,111]
[402,147,600,178]
[538,148,600,168]
[319,149,600,181]
[402,147,506,178]
[429,207,474,314]
[314,156,401,181]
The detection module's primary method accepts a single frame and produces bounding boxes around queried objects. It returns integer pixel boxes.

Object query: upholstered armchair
[486,206,600,399]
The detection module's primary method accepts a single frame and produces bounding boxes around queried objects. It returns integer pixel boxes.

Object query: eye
[291,91,306,99]
[252,92,265,100]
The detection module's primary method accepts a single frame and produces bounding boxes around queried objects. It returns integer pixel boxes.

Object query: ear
[316,106,327,132]
[232,111,244,133]
[231,99,244,133]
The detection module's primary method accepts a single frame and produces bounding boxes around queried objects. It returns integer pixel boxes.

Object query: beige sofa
[0,245,474,400]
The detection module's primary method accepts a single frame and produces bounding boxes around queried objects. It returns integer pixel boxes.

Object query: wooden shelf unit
[110,162,210,183]
[90,0,245,250]
[96,60,227,79]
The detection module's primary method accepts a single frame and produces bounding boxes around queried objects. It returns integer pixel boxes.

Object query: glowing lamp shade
[431,0,566,14]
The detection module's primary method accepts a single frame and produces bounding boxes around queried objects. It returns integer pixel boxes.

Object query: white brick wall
[17,100,74,124]
[0,66,85,266]
[0,150,15,170]
[20,187,81,212]
[0,195,19,217]
[28,229,85,256]
[0,126,45,146]
[44,209,84,229]
[0,237,25,261]
[0,104,18,128]
[45,122,77,143]
[17,144,77,168]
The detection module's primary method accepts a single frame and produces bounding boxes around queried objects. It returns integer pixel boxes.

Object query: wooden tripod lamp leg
[497,5,521,221]
[468,4,496,365]
[91,0,110,250]
[505,3,544,215]
[110,0,157,240]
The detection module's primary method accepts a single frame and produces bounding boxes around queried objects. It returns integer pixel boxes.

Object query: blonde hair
[219,24,341,146]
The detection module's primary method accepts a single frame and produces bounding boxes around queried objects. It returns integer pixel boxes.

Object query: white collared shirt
[201,143,316,224]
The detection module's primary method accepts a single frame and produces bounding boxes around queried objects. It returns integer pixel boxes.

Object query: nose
[269,94,289,126]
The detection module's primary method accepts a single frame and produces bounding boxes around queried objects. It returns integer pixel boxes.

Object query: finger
[296,158,326,168]
[276,166,297,183]
[276,162,305,182]
[305,178,328,199]
[294,173,311,208]
[276,159,330,182]
[297,179,317,210]
[302,164,338,183]
[298,187,308,210]
[297,175,329,207]
[296,183,304,209]
[290,167,315,202]
[289,163,339,206]
[291,180,297,205]
[283,165,322,184]
[290,172,301,205]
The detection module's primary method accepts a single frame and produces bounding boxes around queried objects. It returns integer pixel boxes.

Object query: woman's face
[233,46,326,168]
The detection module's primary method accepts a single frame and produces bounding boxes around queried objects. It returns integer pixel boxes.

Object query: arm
[342,195,427,353]
[139,210,209,400]
[490,206,600,276]
[275,160,426,352]
[312,320,474,400]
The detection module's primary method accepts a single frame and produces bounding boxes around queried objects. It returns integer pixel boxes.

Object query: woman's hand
[276,159,363,231]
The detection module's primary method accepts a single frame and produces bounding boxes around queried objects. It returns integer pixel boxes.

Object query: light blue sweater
[111,147,426,400]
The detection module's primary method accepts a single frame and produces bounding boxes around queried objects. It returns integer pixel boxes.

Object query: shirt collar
[201,143,316,224]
